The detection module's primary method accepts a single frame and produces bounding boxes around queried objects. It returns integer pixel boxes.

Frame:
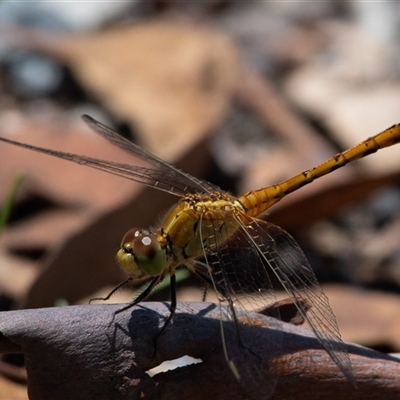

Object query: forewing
[0,116,219,196]
[82,115,218,194]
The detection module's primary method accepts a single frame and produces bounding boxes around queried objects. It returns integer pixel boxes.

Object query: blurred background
[1,1,400,397]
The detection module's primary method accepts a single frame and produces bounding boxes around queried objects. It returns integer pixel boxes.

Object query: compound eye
[117,228,165,277]
[120,227,143,247]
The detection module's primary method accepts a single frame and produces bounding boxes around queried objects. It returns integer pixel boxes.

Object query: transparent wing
[192,217,282,400]
[82,115,218,194]
[235,215,354,384]
[0,116,218,196]
[203,227,278,312]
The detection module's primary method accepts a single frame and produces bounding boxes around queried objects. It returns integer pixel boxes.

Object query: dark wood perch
[0,302,399,400]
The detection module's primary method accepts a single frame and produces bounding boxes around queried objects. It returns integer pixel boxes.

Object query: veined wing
[192,217,281,399]
[193,211,353,388]
[0,116,218,196]
[201,226,278,312]
[82,115,218,195]
[237,215,354,384]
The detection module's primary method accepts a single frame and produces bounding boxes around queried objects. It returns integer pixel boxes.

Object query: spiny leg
[102,276,160,329]
[193,260,227,303]
[114,275,161,315]
[148,274,177,360]
[201,283,209,302]
[89,277,131,304]
[155,273,177,339]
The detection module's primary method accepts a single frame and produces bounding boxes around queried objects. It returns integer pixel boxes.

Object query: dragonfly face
[117,227,166,278]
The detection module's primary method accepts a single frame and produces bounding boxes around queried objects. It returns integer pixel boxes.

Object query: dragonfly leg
[105,276,161,329]
[193,260,227,302]
[189,261,210,301]
[114,275,160,315]
[155,273,177,339]
[89,277,131,303]
[201,283,209,302]
[149,274,177,360]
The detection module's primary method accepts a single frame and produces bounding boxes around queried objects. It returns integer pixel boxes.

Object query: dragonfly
[1,116,400,396]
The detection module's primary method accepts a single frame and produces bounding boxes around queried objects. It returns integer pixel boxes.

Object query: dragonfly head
[117,228,165,277]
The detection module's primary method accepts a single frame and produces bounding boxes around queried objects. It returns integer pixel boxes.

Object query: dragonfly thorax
[160,192,245,264]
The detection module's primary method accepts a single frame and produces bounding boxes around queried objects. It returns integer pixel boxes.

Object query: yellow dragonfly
[1,116,399,396]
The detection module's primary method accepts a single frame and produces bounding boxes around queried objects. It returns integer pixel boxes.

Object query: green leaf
[0,174,24,234]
